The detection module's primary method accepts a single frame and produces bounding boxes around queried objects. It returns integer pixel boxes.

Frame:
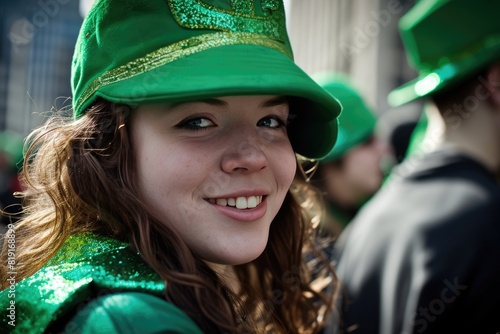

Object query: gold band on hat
[76,31,292,110]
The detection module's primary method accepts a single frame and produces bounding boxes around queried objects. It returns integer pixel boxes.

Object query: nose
[221,134,268,174]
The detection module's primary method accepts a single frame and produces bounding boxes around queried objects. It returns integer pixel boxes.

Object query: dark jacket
[333,150,500,334]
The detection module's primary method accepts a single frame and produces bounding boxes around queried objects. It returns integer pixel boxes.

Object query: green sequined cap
[73,0,292,116]
[71,0,342,160]
[0,233,164,334]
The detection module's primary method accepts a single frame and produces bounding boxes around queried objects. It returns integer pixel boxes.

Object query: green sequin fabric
[76,31,291,111]
[0,233,165,334]
[168,0,288,43]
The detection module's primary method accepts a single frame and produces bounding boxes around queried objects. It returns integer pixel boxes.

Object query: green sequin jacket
[0,233,201,333]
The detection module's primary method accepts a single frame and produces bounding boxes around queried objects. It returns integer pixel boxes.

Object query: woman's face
[130,95,296,265]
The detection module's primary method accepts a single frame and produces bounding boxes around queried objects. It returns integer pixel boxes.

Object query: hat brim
[388,42,500,107]
[87,44,341,159]
[320,128,374,162]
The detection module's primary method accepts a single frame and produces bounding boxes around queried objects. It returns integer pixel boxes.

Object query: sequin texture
[0,233,164,334]
[76,31,291,111]
[168,0,287,42]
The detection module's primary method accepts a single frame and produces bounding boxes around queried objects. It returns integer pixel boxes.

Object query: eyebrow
[171,96,289,109]
[260,96,289,108]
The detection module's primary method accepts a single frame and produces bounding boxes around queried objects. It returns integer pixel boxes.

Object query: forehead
[133,95,289,114]
[170,95,289,108]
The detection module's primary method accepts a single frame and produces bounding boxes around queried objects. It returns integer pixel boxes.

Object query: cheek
[136,147,202,194]
[134,151,168,207]
[274,144,297,188]
[340,153,370,184]
[134,153,197,226]
[133,138,181,203]
[348,147,380,171]
[348,151,384,187]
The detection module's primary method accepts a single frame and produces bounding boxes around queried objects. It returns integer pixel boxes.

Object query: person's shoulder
[67,292,203,334]
[46,232,131,266]
[0,232,165,333]
[44,232,163,284]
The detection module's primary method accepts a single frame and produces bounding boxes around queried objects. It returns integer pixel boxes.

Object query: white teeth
[210,196,263,209]
[247,196,257,208]
[236,197,247,209]
[216,198,228,206]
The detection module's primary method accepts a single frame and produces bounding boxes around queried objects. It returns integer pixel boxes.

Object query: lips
[207,196,264,209]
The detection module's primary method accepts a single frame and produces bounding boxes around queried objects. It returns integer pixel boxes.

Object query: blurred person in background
[0,131,24,229]
[333,0,500,333]
[387,119,419,163]
[310,72,391,238]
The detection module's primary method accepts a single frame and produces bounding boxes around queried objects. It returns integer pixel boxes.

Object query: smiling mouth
[207,196,264,209]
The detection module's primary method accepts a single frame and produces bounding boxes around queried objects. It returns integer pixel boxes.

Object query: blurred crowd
[0,0,499,333]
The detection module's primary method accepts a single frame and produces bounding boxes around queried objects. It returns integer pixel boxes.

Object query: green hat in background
[71,0,341,159]
[388,0,500,107]
[313,72,376,162]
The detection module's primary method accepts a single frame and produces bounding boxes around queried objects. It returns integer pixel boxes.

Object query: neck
[438,104,500,173]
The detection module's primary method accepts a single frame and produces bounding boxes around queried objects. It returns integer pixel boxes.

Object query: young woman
[0,1,342,333]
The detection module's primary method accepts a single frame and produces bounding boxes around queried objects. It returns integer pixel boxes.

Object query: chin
[220,245,268,265]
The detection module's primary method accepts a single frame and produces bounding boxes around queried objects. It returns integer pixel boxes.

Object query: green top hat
[313,72,376,162]
[388,0,500,107]
[71,0,341,159]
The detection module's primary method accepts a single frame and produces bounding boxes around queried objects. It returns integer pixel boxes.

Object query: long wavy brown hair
[0,99,337,333]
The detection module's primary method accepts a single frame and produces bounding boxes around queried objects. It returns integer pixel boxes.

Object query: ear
[485,62,500,107]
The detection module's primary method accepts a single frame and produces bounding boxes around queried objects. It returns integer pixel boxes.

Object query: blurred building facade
[0,0,82,137]
[287,0,418,111]
[286,0,422,157]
